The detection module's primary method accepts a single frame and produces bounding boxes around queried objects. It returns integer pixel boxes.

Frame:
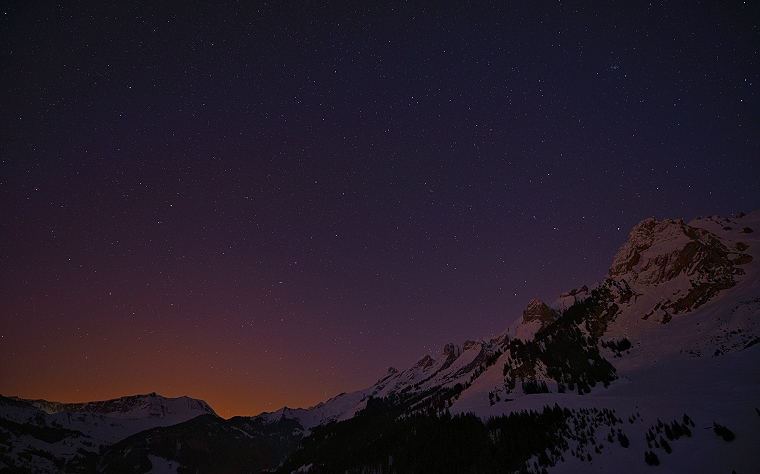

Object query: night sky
[1,1,758,417]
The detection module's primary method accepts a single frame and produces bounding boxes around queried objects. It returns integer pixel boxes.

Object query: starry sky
[1,1,758,417]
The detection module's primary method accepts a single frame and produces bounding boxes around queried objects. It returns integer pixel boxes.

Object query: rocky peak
[442,343,462,360]
[603,215,753,322]
[522,299,558,325]
[412,354,435,371]
[607,217,749,285]
[462,340,480,351]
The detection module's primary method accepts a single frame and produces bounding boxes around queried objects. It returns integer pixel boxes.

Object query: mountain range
[2,210,758,473]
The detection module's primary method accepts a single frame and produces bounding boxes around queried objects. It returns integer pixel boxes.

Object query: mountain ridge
[20,392,217,420]
[2,209,758,472]
[253,210,758,426]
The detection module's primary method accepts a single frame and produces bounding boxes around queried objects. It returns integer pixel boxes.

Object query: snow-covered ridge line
[18,391,217,419]
[257,210,759,430]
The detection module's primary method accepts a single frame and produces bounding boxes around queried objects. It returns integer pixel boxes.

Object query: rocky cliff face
[505,299,561,342]
[603,215,753,323]
[522,299,558,325]
[608,217,750,286]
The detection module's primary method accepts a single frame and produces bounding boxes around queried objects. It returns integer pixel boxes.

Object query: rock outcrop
[606,216,752,322]
[608,217,748,285]
[522,299,558,326]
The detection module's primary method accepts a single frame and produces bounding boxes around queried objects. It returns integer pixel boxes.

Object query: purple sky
[1,1,758,416]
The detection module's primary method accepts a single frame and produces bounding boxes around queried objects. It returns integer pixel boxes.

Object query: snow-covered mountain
[444,211,760,473]
[256,337,504,434]
[0,393,216,472]
[256,210,760,472]
[2,209,758,473]
[26,392,216,421]
[266,213,754,393]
